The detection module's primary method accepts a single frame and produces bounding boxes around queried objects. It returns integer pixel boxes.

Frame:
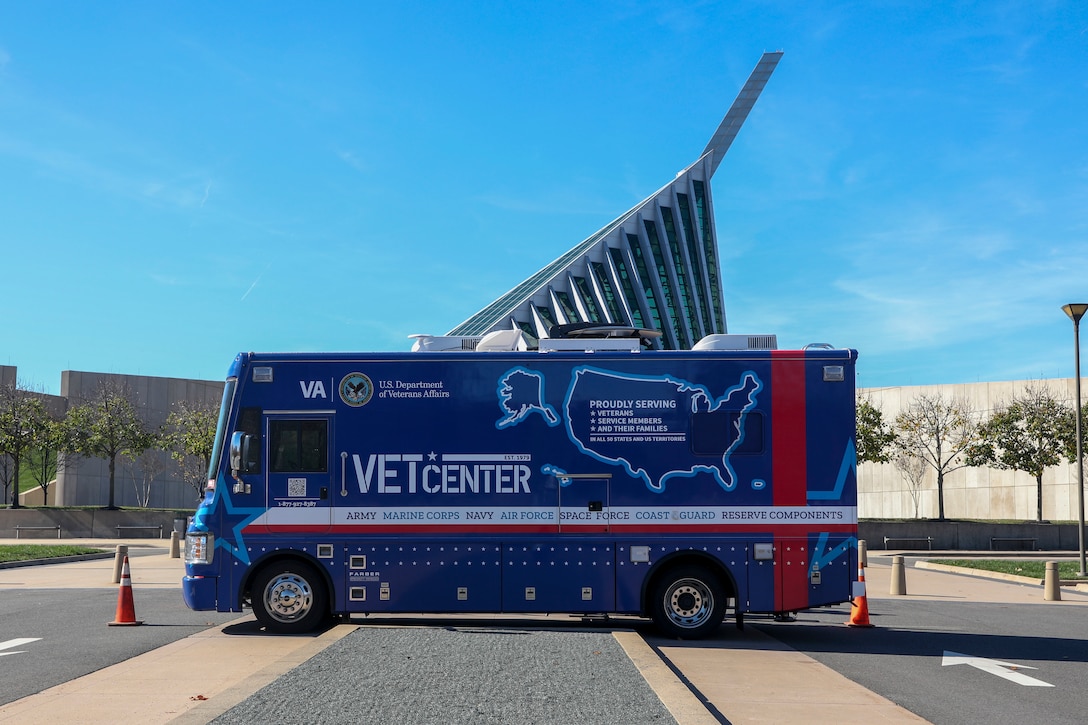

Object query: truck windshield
[207,379,237,482]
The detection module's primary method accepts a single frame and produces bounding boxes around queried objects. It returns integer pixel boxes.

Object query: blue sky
[1,2,1086,395]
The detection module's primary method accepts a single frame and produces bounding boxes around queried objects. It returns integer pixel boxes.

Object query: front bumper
[182,574,218,611]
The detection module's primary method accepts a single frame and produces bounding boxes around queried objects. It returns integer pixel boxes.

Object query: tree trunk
[10,455,20,509]
[1036,473,1044,522]
[936,471,946,520]
[107,454,117,510]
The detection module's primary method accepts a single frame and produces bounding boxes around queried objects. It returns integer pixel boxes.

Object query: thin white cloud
[150,273,183,287]
[475,188,618,216]
[0,126,217,213]
[240,264,271,302]
[337,149,368,172]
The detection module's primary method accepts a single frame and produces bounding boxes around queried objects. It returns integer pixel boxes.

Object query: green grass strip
[0,545,106,563]
[934,559,1088,580]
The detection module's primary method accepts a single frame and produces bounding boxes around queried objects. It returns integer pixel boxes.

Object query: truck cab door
[557,474,610,533]
[263,413,334,533]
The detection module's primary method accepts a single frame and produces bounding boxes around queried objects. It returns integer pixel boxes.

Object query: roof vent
[409,330,530,352]
[476,329,530,352]
[692,334,778,351]
[409,334,482,352]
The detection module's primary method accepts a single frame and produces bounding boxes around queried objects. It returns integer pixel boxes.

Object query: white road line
[941,650,1054,687]
[0,638,42,657]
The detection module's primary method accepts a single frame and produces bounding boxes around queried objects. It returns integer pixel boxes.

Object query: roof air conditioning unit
[408,335,482,352]
[692,334,778,351]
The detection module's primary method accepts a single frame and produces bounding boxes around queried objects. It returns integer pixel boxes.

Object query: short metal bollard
[1044,561,1061,601]
[112,544,129,584]
[169,530,181,558]
[858,539,868,568]
[890,555,907,595]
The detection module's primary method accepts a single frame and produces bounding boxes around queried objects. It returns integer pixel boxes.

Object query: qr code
[287,478,307,497]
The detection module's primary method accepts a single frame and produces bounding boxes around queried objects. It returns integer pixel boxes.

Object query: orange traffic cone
[845,557,874,628]
[108,555,143,626]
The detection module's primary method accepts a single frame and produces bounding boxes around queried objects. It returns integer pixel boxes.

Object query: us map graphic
[497,365,763,493]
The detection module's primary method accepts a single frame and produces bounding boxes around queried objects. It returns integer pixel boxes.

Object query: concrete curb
[612,631,718,725]
[916,560,1042,586]
[168,622,362,724]
[0,552,113,570]
[917,560,1088,590]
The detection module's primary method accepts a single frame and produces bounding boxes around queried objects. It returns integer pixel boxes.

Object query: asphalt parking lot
[5,542,1088,724]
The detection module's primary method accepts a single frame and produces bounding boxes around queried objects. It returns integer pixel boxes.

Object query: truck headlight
[185,533,214,565]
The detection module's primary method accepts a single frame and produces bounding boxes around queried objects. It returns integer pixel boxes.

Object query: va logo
[339,372,373,407]
[300,380,327,399]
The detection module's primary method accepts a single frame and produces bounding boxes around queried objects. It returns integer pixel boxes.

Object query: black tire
[650,564,727,639]
[251,561,328,634]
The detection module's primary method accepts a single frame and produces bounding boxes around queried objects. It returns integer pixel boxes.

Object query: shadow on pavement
[733,601,1088,666]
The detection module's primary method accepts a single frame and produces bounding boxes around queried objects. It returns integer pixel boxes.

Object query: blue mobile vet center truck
[183,326,859,639]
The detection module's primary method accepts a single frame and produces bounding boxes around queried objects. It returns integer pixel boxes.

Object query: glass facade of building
[448,52,782,349]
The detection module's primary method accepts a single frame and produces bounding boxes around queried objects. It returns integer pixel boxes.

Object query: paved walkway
[2,540,1086,724]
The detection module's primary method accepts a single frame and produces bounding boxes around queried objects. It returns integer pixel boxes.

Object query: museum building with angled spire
[445,52,782,351]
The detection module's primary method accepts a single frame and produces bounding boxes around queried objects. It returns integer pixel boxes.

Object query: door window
[269,419,329,473]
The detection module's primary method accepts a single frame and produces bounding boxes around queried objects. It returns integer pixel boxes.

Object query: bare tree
[893,447,928,519]
[63,380,157,510]
[894,393,979,521]
[124,448,169,508]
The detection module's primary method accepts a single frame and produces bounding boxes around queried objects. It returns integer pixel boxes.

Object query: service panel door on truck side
[558,474,610,533]
[263,412,334,533]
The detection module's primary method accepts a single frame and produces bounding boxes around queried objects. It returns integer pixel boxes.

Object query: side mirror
[229,431,245,473]
[229,431,260,474]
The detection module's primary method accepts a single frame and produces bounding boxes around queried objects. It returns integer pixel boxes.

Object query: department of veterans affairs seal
[339,372,373,407]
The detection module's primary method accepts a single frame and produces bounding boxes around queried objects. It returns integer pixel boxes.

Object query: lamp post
[1062,303,1088,577]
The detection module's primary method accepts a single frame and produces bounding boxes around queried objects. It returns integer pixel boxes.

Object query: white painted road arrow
[0,638,41,657]
[942,650,1054,687]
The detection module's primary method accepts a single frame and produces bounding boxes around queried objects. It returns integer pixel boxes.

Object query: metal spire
[701,51,783,178]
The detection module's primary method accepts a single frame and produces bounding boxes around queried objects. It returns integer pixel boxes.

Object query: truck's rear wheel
[650,565,726,639]
[252,561,327,634]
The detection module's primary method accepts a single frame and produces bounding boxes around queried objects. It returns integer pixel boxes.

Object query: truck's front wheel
[252,561,327,634]
[650,565,726,639]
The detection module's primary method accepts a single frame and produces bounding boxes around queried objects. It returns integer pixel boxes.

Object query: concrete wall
[859,379,1082,522]
[0,508,190,539]
[19,485,48,506]
[56,371,224,509]
[859,519,1083,551]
